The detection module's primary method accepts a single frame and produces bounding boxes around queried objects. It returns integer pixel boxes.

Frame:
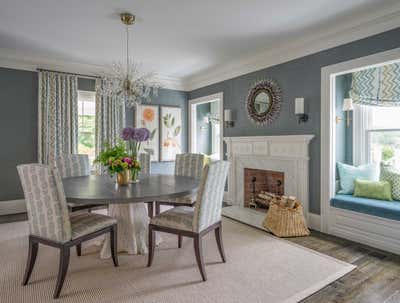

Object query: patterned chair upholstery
[151,161,230,232]
[55,154,90,178]
[17,164,118,298]
[155,153,204,214]
[148,161,230,281]
[55,154,102,212]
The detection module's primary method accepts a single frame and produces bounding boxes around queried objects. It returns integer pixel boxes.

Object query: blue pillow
[337,162,379,194]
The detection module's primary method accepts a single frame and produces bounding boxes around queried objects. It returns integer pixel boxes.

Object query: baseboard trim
[0,199,26,216]
[308,213,321,231]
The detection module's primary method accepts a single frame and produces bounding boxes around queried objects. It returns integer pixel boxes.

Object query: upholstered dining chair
[154,153,204,246]
[17,164,118,299]
[148,161,230,281]
[55,154,103,212]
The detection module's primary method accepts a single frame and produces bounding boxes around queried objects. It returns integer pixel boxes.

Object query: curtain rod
[36,68,100,80]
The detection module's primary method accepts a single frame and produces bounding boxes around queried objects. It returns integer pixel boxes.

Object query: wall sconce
[335,98,353,127]
[224,109,234,128]
[295,98,309,123]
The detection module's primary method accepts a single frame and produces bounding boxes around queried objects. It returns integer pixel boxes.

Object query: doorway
[189,93,223,161]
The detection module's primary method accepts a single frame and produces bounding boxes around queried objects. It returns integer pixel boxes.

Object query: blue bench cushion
[331,194,400,221]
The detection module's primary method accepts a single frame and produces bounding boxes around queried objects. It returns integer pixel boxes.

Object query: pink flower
[123,157,132,165]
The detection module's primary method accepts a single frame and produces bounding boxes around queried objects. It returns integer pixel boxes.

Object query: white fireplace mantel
[222,135,314,229]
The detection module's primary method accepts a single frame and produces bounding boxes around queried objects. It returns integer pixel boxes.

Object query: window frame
[77,90,96,166]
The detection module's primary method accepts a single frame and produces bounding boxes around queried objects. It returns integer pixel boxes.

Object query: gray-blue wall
[189,27,400,214]
[125,88,188,175]
[0,68,38,201]
[335,73,353,166]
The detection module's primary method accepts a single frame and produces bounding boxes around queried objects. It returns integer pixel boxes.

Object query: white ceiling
[0,0,399,90]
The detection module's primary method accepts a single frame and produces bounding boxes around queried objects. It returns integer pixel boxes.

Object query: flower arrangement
[94,141,139,178]
[121,127,150,156]
[121,127,151,182]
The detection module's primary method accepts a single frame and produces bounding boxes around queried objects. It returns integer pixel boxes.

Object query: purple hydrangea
[134,128,150,142]
[121,127,150,142]
[121,127,134,141]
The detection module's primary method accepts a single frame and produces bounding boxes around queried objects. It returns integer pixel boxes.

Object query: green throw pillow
[353,179,392,201]
[380,165,400,201]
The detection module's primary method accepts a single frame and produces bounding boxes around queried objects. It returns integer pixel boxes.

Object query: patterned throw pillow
[381,165,400,201]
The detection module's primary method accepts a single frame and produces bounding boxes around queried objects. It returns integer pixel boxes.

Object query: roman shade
[350,62,400,107]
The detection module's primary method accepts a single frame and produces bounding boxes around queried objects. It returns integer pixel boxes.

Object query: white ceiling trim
[0,48,185,91]
[0,4,400,93]
[183,6,400,91]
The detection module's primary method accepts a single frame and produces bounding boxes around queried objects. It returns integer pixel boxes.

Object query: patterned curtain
[38,71,78,164]
[350,62,400,107]
[95,79,126,172]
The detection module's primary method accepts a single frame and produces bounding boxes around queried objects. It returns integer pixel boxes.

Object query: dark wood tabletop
[62,174,199,205]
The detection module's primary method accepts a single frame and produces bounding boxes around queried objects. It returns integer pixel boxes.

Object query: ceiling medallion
[97,13,159,108]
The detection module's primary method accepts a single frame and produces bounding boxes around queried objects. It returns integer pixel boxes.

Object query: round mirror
[246,79,282,126]
[254,91,271,114]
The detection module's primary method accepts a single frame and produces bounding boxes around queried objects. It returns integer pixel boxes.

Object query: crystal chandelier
[98,13,159,108]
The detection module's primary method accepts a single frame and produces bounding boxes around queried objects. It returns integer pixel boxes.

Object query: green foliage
[163,113,181,137]
[382,145,395,162]
[94,141,130,175]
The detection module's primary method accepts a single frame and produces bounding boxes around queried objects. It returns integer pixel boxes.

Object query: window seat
[331,194,400,221]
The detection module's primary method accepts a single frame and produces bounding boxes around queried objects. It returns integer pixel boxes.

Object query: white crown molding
[0,3,399,92]
[183,5,400,91]
[0,48,185,91]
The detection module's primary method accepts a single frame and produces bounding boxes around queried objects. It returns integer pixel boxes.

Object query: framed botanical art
[160,106,182,161]
[136,105,159,161]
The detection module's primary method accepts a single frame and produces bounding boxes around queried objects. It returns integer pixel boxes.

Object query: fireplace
[244,168,284,210]
[222,135,314,230]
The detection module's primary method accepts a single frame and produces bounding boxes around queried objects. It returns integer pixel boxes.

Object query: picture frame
[135,104,160,162]
[160,106,182,161]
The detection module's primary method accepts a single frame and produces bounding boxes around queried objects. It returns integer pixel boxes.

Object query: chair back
[55,154,90,178]
[193,161,230,232]
[17,164,71,242]
[139,153,150,176]
[175,153,204,179]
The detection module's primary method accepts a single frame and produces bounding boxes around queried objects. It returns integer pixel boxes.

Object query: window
[367,106,400,169]
[77,91,96,164]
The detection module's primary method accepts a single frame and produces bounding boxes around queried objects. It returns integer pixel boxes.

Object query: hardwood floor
[287,230,400,303]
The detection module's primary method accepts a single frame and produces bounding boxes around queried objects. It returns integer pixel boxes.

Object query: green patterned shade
[350,62,400,107]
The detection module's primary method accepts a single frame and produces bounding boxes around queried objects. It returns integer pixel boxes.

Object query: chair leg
[53,246,70,299]
[194,235,207,281]
[22,237,38,286]
[147,202,154,218]
[110,225,119,267]
[178,235,183,248]
[147,226,155,267]
[76,243,82,256]
[155,202,161,215]
[215,225,226,263]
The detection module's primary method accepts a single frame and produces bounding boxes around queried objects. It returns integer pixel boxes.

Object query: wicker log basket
[263,200,310,237]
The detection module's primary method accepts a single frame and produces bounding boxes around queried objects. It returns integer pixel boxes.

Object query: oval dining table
[63,174,200,258]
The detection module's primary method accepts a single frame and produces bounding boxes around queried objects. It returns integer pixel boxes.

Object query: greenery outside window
[77,90,96,165]
[366,106,400,169]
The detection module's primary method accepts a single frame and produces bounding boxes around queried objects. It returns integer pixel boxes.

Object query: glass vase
[130,169,140,183]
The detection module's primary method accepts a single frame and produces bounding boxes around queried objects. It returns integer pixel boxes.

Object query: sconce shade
[224,109,232,121]
[295,98,304,114]
[343,98,354,111]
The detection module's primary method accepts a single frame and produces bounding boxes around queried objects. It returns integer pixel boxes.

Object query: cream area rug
[0,218,354,303]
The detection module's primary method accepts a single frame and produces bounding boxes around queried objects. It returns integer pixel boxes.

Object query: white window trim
[352,104,372,166]
[188,92,224,161]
